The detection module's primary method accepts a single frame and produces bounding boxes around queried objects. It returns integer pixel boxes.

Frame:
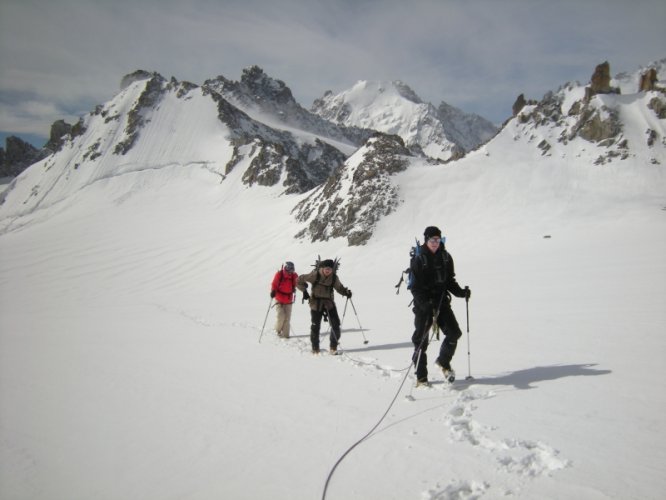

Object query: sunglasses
[427,236,445,244]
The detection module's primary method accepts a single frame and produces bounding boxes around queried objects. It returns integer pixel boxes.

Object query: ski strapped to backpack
[302,256,341,303]
[313,256,340,297]
[395,238,422,295]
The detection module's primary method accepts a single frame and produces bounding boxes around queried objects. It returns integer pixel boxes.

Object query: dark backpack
[395,239,422,294]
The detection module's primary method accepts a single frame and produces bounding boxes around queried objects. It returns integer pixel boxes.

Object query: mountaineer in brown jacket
[297,259,352,355]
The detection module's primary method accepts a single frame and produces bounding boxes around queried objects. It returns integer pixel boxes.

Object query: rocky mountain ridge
[203,66,375,148]
[294,59,665,244]
[1,59,664,245]
[293,133,413,245]
[510,59,665,166]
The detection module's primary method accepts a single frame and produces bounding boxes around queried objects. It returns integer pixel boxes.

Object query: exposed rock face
[585,61,621,101]
[293,133,411,245]
[512,61,642,159]
[639,68,658,91]
[648,96,666,119]
[0,136,48,177]
[0,117,87,177]
[114,73,168,155]
[204,66,374,147]
[590,61,612,94]
[436,101,497,154]
[204,88,347,194]
[575,106,622,144]
[512,94,527,116]
[512,81,628,164]
[120,70,154,90]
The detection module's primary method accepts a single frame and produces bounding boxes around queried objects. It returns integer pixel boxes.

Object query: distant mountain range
[0,66,496,180]
[1,59,664,244]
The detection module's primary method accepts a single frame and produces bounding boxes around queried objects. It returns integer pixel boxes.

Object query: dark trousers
[310,306,341,350]
[412,304,462,380]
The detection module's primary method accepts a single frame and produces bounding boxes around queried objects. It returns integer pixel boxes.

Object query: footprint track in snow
[160,306,571,497]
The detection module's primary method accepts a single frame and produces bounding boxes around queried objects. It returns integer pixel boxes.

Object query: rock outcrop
[639,68,658,92]
[293,133,411,245]
[0,136,49,177]
[585,61,621,101]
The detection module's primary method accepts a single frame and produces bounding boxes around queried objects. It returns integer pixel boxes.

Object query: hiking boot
[329,347,338,355]
[435,358,451,371]
[435,359,455,383]
[416,378,431,387]
[312,348,320,355]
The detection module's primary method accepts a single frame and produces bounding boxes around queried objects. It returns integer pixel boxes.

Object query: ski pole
[464,287,473,380]
[341,297,349,325]
[258,298,274,343]
[349,298,369,344]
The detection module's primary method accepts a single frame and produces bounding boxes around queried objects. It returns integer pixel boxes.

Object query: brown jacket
[297,269,349,311]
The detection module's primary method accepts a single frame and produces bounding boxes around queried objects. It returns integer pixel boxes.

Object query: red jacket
[271,269,298,304]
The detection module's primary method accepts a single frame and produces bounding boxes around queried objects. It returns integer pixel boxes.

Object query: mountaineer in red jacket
[270,261,298,338]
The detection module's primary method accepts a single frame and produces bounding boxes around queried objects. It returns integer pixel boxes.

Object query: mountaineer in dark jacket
[411,226,471,385]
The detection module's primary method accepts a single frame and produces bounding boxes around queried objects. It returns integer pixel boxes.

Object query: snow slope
[1,77,666,499]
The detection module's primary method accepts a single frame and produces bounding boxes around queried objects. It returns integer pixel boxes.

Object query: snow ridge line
[0,160,224,235]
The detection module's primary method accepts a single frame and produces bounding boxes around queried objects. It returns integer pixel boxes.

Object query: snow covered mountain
[0,69,355,225]
[311,80,497,161]
[509,59,666,166]
[1,59,665,500]
[0,66,495,222]
[1,60,664,244]
[292,59,666,245]
[203,66,374,148]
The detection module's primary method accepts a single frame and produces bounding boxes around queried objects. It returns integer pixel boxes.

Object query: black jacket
[410,243,465,310]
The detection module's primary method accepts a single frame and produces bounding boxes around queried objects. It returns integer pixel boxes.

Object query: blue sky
[1,0,665,148]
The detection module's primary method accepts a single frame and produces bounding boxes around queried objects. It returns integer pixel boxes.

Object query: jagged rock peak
[0,136,45,177]
[639,67,659,92]
[45,118,85,152]
[590,61,612,93]
[120,70,159,90]
[510,59,666,165]
[239,65,295,105]
[585,61,620,101]
[392,81,423,104]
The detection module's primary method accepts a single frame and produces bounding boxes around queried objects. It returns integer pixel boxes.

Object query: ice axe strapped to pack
[395,238,420,294]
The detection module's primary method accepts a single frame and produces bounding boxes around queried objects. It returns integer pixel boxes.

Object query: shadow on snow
[459,363,612,390]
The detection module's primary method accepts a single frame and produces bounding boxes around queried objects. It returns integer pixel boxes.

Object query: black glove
[464,287,471,300]
[270,290,276,298]
[345,289,352,298]
[303,290,310,301]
